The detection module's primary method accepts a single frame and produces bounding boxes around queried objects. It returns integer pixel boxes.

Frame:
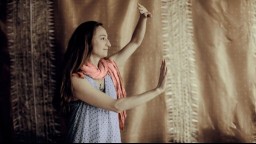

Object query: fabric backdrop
[1,0,256,143]
[192,0,256,142]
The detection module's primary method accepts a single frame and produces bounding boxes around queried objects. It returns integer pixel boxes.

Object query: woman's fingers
[161,59,166,75]
[161,60,167,84]
[157,59,167,91]
[137,3,152,18]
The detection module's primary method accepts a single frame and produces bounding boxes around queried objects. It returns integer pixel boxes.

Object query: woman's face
[91,26,111,58]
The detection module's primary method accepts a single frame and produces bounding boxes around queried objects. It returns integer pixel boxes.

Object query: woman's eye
[101,37,105,40]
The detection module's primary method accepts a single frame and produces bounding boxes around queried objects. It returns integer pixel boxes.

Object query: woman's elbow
[130,39,142,47]
[112,100,126,113]
[112,108,122,113]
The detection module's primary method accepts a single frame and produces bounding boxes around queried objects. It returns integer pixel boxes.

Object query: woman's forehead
[94,26,108,36]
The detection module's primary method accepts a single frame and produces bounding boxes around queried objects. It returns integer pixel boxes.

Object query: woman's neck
[89,55,101,68]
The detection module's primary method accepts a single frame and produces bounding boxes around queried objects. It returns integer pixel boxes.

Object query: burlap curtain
[192,0,256,142]
[1,0,256,143]
[5,0,61,143]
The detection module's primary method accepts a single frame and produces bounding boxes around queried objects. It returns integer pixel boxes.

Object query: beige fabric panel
[192,0,256,142]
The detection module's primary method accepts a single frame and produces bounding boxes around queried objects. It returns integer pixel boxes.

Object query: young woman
[60,3,167,143]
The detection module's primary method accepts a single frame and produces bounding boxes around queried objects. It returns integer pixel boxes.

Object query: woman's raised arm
[109,3,152,67]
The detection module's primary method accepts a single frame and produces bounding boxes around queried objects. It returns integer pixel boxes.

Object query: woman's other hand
[157,60,167,93]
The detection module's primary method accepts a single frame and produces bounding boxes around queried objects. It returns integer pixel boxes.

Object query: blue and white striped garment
[66,75,121,143]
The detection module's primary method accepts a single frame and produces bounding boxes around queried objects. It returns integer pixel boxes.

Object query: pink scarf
[76,58,127,130]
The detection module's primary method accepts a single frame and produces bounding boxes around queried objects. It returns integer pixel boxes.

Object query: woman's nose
[107,39,111,47]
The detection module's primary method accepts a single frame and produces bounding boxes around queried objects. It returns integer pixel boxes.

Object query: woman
[60,3,167,143]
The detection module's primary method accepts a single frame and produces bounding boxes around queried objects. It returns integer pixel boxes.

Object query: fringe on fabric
[161,0,199,142]
[248,0,256,142]
[7,0,61,142]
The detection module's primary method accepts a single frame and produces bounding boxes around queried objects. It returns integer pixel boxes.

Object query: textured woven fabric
[66,75,121,143]
[6,0,60,142]
[161,0,199,142]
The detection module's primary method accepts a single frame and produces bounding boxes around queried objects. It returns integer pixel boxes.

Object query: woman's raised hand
[157,60,167,92]
[138,3,152,18]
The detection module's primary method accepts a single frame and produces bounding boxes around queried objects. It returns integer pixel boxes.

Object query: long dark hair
[60,21,103,112]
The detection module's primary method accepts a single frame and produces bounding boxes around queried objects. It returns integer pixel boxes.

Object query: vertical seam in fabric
[30,0,38,138]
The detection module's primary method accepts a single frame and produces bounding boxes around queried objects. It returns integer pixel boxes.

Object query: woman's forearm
[114,59,167,112]
[114,87,164,112]
[108,4,151,67]
[130,16,148,45]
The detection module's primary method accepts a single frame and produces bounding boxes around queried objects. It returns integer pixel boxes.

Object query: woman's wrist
[155,87,164,95]
[140,13,148,18]
[140,15,148,20]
